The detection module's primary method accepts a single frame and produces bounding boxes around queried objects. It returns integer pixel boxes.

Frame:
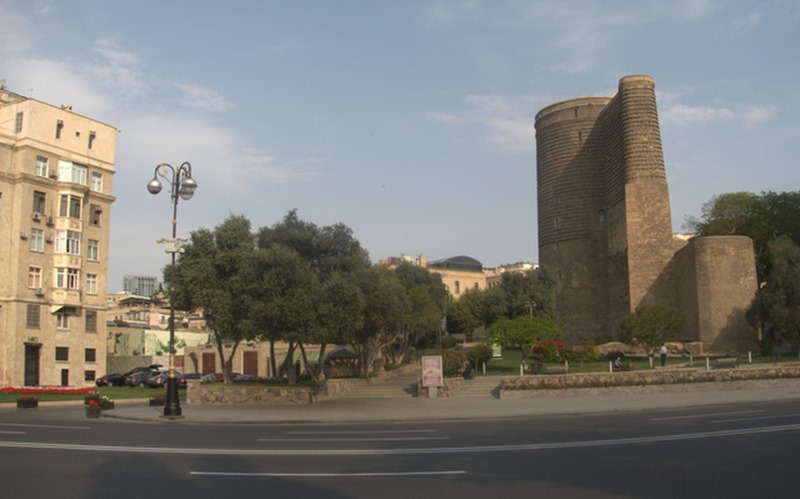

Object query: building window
[55,230,81,255]
[86,274,98,295]
[57,160,87,185]
[26,304,40,329]
[30,228,44,252]
[59,194,82,219]
[84,348,96,362]
[86,311,98,333]
[55,347,69,361]
[84,370,96,382]
[28,266,42,288]
[87,239,99,261]
[89,204,102,226]
[15,112,23,133]
[33,191,46,214]
[91,172,103,192]
[55,268,80,289]
[35,156,48,177]
[88,131,96,149]
[56,312,69,329]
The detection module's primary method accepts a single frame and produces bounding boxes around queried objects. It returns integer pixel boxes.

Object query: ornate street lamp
[147,161,197,418]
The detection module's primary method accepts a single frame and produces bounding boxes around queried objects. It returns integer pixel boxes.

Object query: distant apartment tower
[535,75,757,352]
[0,86,116,386]
[123,275,159,297]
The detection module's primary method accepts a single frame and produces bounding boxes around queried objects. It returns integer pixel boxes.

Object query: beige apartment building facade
[0,86,116,386]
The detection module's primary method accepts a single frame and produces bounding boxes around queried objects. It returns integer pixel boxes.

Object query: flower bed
[1,386,97,397]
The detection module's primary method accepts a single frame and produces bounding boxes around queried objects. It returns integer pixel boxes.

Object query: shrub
[529,339,574,362]
[440,335,458,349]
[441,350,467,377]
[467,344,494,369]
[574,345,600,362]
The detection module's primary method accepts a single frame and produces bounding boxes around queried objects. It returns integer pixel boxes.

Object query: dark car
[145,370,172,388]
[96,373,125,387]
[124,370,150,387]
[177,372,202,388]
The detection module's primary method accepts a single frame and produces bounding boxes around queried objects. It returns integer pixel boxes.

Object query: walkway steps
[338,366,420,399]
[448,376,503,399]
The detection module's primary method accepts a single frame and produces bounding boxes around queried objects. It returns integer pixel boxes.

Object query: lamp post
[147,161,197,418]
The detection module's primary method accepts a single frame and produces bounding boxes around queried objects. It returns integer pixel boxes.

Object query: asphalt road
[2,399,799,498]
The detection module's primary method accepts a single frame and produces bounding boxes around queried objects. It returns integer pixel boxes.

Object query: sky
[2,0,798,293]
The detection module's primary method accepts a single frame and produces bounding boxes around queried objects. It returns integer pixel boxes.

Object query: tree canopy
[618,305,687,357]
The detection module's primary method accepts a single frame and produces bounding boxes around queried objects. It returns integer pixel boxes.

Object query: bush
[467,344,493,369]
[574,345,600,362]
[442,350,467,377]
[440,335,458,349]
[528,339,574,362]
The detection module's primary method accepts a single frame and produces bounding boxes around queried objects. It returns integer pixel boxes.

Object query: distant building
[122,275,159,297]
[485,262,539,288]
[0,86,117,386]
[535,75,757,352]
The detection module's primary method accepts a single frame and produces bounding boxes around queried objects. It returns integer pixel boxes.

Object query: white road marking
[0,431,25,435]
[286,429,438,435]
[712,413,800,424]
[1,423,798,456]
[650,410,766,421]
[0,423,91,431]
[191,470,465,478]
[257,436,450,442]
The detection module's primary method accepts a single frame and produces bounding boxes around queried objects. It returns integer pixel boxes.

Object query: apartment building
[0,86,116,386]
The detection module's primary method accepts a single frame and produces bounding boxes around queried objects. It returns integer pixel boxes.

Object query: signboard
[492,343,503,358]
[421,355,443,387]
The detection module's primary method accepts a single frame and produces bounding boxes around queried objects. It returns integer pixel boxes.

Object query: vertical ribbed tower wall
[536,97,611,344]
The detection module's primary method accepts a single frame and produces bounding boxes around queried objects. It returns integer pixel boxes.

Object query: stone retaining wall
[186,377,368,405]
[500,364,800,395]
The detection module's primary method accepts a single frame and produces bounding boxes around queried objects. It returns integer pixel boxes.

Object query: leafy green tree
[246,245,319,385]
[446,288,484,335]
[498,267,558,320]
[618,305,687,357]
[486,315,561,351]
[747,236,800,351]
[171,215,258,382]
[351,266,408,377]
[686,191,800,281]
[467,344,494,370]
[392,263,447,360]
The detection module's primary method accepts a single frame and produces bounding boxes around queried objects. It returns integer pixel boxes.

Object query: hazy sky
[2,1,798,292]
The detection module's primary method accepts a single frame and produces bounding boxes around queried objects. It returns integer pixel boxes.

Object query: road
[1,400,799,498]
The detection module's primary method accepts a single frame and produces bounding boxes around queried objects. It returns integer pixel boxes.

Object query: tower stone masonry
[535,75,757,353]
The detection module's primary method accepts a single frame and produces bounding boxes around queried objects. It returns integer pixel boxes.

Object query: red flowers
[1,386,97,396]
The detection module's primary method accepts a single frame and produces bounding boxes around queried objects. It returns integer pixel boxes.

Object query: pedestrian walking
[660,345,668,367]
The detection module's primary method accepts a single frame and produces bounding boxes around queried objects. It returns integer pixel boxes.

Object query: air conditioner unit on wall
[46,216,54,226]
[20,231,28,239]
[45,235,53,243]
[35,288,44,296]
[32,212,41,221]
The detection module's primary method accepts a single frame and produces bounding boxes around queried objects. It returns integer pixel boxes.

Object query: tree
[747,236,800,351]
[246,245,319,385]
[446,288,484,335]
[171,215,258,382]
[486,315,561,351]
[257,210,372,378]
[351,266,408,378]
[497,267,558,320]
[393,263,447,359]
[686,191,800,281]
[618,305,687,357]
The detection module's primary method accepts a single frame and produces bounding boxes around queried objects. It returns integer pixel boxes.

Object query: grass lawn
[0,386,161,404]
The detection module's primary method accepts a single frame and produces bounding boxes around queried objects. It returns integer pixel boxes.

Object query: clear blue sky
[2,1,798,292]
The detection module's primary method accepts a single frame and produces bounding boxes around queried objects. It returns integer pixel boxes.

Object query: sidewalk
[99,378,800,424]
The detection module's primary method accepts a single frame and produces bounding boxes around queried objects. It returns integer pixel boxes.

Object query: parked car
[145,370,172,388]
[177,372,202,388]
[96,373,125,387]
[124,370,150,387]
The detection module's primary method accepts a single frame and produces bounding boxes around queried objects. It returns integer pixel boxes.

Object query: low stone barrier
[500,364,800,396]
[187,382,313,405]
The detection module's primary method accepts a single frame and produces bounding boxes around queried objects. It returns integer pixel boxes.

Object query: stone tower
[535,75,757,352]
